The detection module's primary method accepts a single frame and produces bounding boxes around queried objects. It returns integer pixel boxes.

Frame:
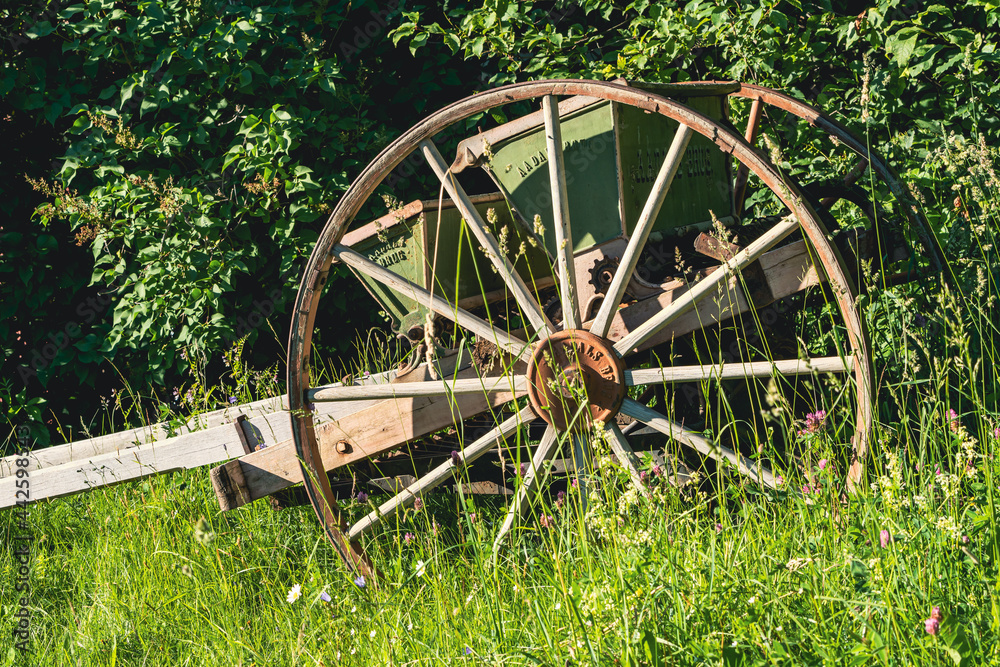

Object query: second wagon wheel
[286,80,873,574]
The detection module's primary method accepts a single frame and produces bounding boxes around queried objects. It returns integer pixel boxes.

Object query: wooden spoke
[624,356,853,386]
[334,244,534,364]
[348,405,535,540]
[733,96,764,216]
[619,398,778,489]
[420,140,553,336]
[613,216,800,356]
[591,125,693,338]
[308,375,528,402]
[542,95,579,330]
[493,425,562,552]
[603,422,650,498]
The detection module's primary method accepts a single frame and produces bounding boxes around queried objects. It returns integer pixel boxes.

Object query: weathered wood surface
[0,355,470,509]
[212,363,524,511]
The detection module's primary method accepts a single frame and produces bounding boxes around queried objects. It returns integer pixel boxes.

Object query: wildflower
[639,471,649,483]
[947,409,960,433]
[228,396,237,404]
[818,459,828,471]
[963,534,970,544]
[357,491,369,503]
[369,629,376,639]
[880,530,890,549]
[451,450,462,467]
[287,584,302,603]
[776,475,784,486]
[556,490,566,509]
[519,462,529,477]
[413,498,423,511]
[798,410,827,437]
[467,512,477,524]
[651,465,663,477]
[925,617,940,635]
[555,601,562,610]
[354,575,366,589]
[464,647,473,655]
[932,606,943,620]
[540,514,555,528]
[319,591,331,602]
[993,426,1000,440]
[415,560,426,577]
[715,523,723,533]
[403,532,415,544]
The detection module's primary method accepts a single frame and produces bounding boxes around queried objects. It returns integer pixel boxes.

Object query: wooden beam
[212,366,524,511]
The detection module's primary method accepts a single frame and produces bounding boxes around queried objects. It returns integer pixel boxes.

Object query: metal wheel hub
[526,329,626,432]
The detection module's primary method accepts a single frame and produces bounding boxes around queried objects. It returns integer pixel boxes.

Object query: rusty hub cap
[526,329,626,432]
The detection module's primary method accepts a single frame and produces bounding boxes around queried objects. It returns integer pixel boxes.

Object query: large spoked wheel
[287,80,873,574]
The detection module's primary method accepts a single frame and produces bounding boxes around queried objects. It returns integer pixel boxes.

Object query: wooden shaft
[542,95,579,329]
[733,96,764,216]
[309,375,528,402]
[613,216,800,356]
[348,405,535,539]
[493,425,561,551]
[335,244,533,363]
[420,140,552,336]
[591,125,693,338]
[624,356,852,386]
[619,398,777,489]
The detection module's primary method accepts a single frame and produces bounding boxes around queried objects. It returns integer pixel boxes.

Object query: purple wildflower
[948,409,960,433]
[464,647,473,655]
[715,523,722,533]
[519,462,529,477]
[319,591,331,602]
[354,575,366,589]
[798,410,827,437]
[228,396,237,404]
[651,465,663,477]
[451,450,462,467]
[357,491,369,503]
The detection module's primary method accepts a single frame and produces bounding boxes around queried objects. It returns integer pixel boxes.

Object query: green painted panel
[488,102,623,254]
[350,216,428,331]
[351,198,551,333]
[617,96,733,237]
[426,199,551,305]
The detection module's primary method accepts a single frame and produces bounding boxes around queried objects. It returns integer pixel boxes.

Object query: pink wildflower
[948,409,960,433]
[880,529,890,549]
[925,617,939,635]
[403,532,415,544]
[539,514,555,529]
[412,498,423,511]
[818,459,828,471]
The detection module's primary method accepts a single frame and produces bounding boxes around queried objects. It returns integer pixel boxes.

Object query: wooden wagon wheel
[286,80,874,574]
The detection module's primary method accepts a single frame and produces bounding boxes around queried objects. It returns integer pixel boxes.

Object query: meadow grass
[4,143,1000,666]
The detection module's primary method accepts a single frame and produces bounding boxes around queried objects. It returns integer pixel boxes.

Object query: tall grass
[3,137,1000,666]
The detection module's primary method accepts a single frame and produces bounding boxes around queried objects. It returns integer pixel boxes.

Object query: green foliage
[1,0,480,441]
